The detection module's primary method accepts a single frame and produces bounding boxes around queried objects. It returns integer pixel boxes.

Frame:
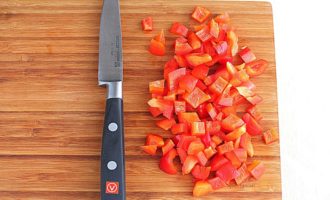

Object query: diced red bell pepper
[215,112,223,121]
[209,76,228,95]
[241,80,256,90]
[236,86,255,98]
[242,113,263,136]
[205,121,221,135]
[216,161,239,183]
[240,133,254,157]
[141,145,157,156]
[208,177,226,190]
[245,59,268,77]
[179,74,198,92]
[149,30,166,56]
[192,65,209,80]
[203,146,217,159]
[149,107,163,117]
[154,29,166,45]
[196,26,213,42]
[204,74,217,86]
[217,141,234,155]
[187,139,205,155]
[186,53,212,67]
[213,41,228,56]
[233,148,248,163]
[226,61,237,76]
[227,31,238,56]
[149,79,165,95]
[201,131,212,147]
[216,67,231,81]
[235,163,250,185]
[147,98,173,116]
[163,92,176,101]
[162,139,175,155]
[235,63,245,71]
[221,106,237,118]
[149,38,166,56]
[193,181,213,197]
[234,137,241,149]
[215,96,233,107]
[182,155,199,175]
[164,58,179,79]
[215,28,226,42]
[247,106,263,121]
[247,160,265,180]
[203,41,217,57]
[171,123,188,135]
[224,150,241,168]
[183,87,211,108]
[141,16,153,31]
[214,12,230,24]
[196,80,207,91]
[191,6,211,23]
[156,118,176,131]
[246,94,263,105]
[191,122,206,136]
[192,165,211,180]
[224,125,246,141]
[211,135,222,146]
[263,128,279,144]
[178,112,201,124]
[210,154,229,171]
[177,135,197,151]
[239,47,256,63]
[146,133,164,147]
[196,151,208,166]
[174,55,189,68]
[162,104,174,119]
[168,67,186,91]
[170,22,189,37]
[230,89,245,105]
[174,100,186,114]
[175,37,193,55]
[188,32,202,50]
[196,103,209,119]
[205,103,217,120]
[177,147,187,164]
[221,114,245,131]
[237,69,250,82]
[209,19,220,38]
[159,148,177,174]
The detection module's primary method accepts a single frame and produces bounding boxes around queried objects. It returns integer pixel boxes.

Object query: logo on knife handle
[106,181,119,194]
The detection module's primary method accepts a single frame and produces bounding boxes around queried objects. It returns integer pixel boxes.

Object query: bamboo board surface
[0,0,281,199]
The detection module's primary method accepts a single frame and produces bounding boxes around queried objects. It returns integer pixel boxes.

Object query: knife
[98,0,126,199]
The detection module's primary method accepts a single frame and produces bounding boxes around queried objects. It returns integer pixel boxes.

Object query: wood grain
[0,0,281,199]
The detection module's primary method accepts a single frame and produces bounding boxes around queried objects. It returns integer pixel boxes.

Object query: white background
[271,0,330,199]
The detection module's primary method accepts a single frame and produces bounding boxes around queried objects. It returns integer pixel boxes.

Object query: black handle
[101,98,126,200]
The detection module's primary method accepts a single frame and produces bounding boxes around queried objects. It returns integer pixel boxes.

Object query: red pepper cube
[141,16,153,31]
[263,128,279,144]
[174,100,186,114]
[217,141,234,155]
[191,121,206,136]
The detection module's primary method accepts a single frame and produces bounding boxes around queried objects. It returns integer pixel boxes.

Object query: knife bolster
[99,81,123,99]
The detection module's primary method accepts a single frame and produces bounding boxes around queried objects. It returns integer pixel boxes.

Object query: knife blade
[98,0,123,83]
[98,0,126,199]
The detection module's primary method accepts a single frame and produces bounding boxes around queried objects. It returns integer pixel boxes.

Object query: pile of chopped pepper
[141,6,279,197]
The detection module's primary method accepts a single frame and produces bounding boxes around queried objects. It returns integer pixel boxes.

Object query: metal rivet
[107,161,117,170]
[108,123,118,132]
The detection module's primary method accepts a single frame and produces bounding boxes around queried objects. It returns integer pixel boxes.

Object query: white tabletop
[270,0,330,199]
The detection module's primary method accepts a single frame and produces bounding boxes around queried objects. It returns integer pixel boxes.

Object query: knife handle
[101,98,126,200]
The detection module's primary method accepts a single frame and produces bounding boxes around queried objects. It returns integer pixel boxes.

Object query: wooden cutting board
[0,0,281,199]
